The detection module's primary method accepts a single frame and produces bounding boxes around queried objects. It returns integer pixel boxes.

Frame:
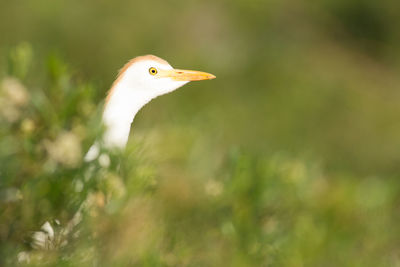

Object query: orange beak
[158,69,216,81]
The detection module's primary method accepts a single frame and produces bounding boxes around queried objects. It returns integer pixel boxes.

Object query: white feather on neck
[84,74,155,162]
[102,77,153,149]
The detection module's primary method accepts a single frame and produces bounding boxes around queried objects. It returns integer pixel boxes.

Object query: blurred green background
[1,0,400,266]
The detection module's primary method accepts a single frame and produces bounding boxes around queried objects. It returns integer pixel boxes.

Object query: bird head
[107,55,216,103]
[99,55,215,149]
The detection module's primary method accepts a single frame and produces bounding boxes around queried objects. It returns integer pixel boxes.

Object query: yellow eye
[149,67,158,75]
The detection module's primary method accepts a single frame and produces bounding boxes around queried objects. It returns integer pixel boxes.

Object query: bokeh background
[1,0,400,266]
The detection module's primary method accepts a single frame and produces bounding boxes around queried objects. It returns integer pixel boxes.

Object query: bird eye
[149,67,158,75]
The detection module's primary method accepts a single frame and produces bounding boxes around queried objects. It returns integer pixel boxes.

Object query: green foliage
[1,0,400,265]
[7,43,33,80]
[1,50,400,266]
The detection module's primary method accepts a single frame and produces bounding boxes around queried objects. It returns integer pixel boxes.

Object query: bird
[85,55,216,161]
[29,55,215,251]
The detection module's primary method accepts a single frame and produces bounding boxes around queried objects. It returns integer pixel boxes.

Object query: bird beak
[158,69,216,81]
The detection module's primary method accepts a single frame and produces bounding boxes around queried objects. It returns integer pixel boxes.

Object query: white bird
[28,55,215,253]
[85,55,215,160]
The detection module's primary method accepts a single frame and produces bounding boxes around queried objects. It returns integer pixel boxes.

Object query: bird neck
[101,79,152,149]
